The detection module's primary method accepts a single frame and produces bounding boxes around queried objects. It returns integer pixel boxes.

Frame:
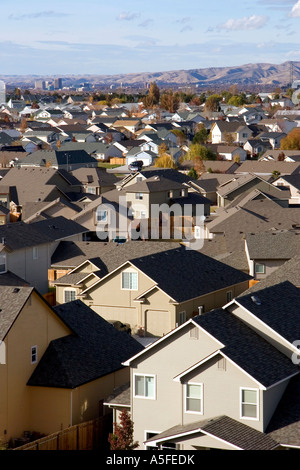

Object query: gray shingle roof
[30,216,88,241]
[27,300,144,388]
[236,281,300,346]
[245,230,300,259]
[193,307,298,388]
[0,221,53,250]
[129,247,251,303]
[0,285,34,340]
[146,415,279,450]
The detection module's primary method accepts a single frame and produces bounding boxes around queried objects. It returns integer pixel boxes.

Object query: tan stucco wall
[0,291,71,442]
[28,367,129,435]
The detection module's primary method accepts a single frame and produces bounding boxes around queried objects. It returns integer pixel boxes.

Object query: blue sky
[1,0,300,75]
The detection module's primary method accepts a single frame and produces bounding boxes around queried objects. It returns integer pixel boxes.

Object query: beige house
[0,286,143,445]
[116,281,300,450]
[55,247,251,337]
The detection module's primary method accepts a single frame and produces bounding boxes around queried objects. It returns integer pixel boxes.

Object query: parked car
[128,160,143,172]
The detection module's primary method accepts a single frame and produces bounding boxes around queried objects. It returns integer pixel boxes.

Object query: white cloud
[290,1,300,17]
[219,15,268,31]
[116,12,140,21]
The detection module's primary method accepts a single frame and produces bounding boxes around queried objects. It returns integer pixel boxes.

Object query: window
[134,374,156,399]
[140,211,147,219]
[255,263,265,274]
[33,247,38,260]
[31,346,37,364]
[135,193,143,200]
[240,388,259,420]
[96,210,108,222]
[185,383,203,414]
[179,311,186,325]
[226,291,233,303]
[64,288,76,303]
[87,187,96,194]
[121,271,138,290]
[0,254,6,273]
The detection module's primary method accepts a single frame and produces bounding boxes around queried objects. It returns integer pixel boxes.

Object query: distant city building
[0,80,6,105]
[54,78,63,90]
[35,80,46,90]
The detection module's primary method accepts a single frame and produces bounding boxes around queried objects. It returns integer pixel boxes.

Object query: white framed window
[33,247,39,260]
[179,311,186,325]
[255,263,265,274]
[121,270,138,290]
[134,374,156,399]
[87,187,96,194]
[31,345,37,364]
[0,253,7,273]
[240,388,259,420]
[135,193,143,200]
[64,288,76,303]
[96,210,108,222]
[185,383,203,414]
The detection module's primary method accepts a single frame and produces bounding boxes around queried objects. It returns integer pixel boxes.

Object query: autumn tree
[204,94,222,113]
[186,143,217,162]
[280,128,300,150]
[160,89,180,113]
[193,124,208,145]
[143,82,160,108]
[171,129,187,146]
[108,409,139,451]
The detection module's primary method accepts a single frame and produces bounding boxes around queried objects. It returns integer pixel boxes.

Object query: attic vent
[251,295,261,306]
[13,288,20,294]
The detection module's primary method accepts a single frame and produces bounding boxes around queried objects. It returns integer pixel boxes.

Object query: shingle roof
[0,221,53,250]
[27,300,144,388]
[243,254,300,292]
[30,216,88,241]
[0,285,34,340]
[51,240,182,272]
[146,415,279,450]
[245,230,300,259]
[236,281,300,346]
[129,247,251,303]
[266,374,300,447]
[193,308,298,388]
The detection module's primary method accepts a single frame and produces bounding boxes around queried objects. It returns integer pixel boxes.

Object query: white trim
[121,269,138,291]
[144,430,161,450]
[173,350,221,382]
[229,300,300,356]
[133,373,156,400]
[122,319,224,367]
[240,387,259,421]
[145,428,242,450]
[63,287,77,303]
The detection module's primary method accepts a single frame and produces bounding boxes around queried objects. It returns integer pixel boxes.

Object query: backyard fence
[14,413,112,451]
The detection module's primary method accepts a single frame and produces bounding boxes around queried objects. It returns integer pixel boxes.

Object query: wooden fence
[14,414,112,451]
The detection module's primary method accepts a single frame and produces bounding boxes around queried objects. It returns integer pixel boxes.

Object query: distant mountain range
[1,61,300,89]
[90,61,300,87]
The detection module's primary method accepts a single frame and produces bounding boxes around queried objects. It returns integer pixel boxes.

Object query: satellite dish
[292,89,300,105]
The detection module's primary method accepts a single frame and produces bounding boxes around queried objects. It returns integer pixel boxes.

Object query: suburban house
[244,231,300,280]
[210,121,253,145]
[114,281,300,450]
[54,246,252,338]
[188,174,236,205]
[272,174,300,205]
[0,286,143,444]
[17,149,98,171]
[216,173,289,208]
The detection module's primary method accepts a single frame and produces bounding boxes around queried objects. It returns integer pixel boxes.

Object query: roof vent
[13,288,20,294]
[251,295,261,306]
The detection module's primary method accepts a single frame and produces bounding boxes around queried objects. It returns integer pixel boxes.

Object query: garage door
[145,310,171,337]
